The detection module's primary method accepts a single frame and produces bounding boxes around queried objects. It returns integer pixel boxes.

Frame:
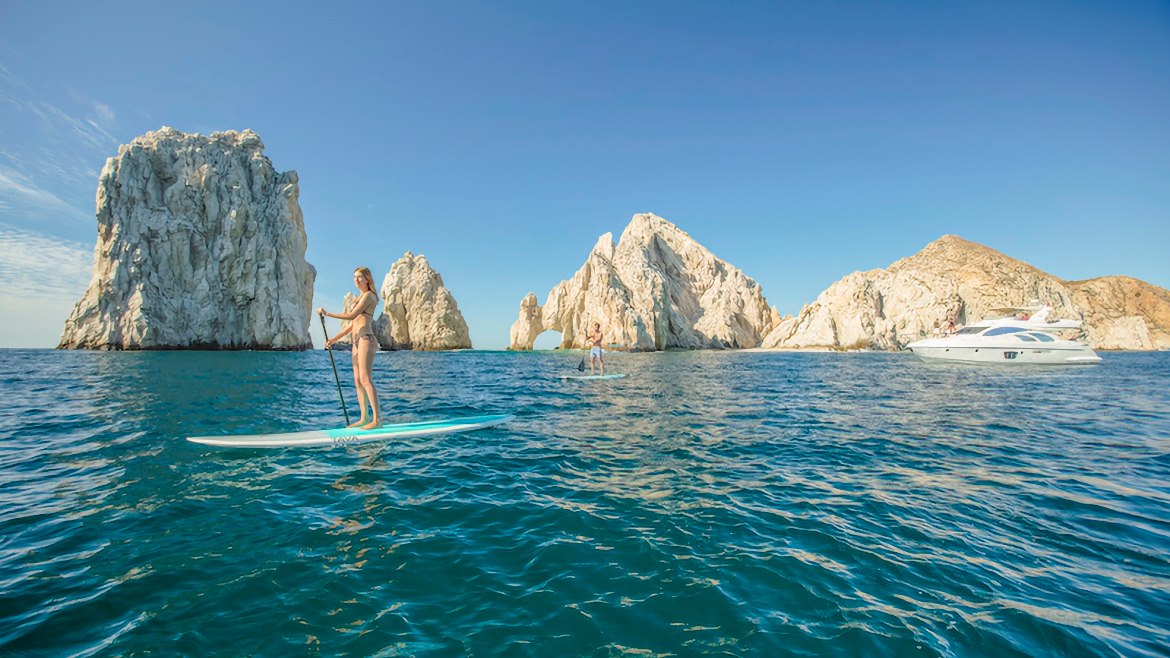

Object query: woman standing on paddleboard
[318,267,382,429]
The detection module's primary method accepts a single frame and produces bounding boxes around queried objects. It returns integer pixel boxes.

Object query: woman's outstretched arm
[318,293,375,321]
[325,324,354,348]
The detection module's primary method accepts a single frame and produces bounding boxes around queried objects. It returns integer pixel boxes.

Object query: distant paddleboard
[561,373,627,381]
[187,414,512,448]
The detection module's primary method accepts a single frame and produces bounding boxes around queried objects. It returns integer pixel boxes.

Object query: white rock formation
[761,235,1170,351]
[59,127,315,350]
[509,213,777,351]
[511,293,544,349]
[1066,276,1170,350]
[372,252,471,350]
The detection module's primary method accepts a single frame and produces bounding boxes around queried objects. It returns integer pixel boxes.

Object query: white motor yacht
[906,305,1101,365]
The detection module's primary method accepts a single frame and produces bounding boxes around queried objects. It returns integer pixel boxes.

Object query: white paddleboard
[560,373,627,380]
[187,413,512,448]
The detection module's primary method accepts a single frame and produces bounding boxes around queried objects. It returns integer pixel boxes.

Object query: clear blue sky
[2,1,1168,348]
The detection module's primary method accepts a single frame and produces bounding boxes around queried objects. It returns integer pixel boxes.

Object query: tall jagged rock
[510,293,544,350]
[761,235,1170,351]
[509,213,777,351]
[58,127,315,350]
[373,252,471,350]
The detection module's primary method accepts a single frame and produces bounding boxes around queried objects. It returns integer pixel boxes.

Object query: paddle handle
[320,313,350,426]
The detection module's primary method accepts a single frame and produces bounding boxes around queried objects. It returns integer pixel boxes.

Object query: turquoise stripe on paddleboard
[322,414,511,439]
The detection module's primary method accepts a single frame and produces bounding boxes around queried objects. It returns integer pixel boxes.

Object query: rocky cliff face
[761,235,1170,351]
[373,252,471,350]
[509,213,776,351]
[58,127,315,350]
[1066,276,1170,350]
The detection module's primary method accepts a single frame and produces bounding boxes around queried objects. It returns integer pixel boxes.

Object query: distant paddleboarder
[319,267,382,430]
[584,322,605,376]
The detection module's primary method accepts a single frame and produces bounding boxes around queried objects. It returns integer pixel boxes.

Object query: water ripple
[0,349,1167,656]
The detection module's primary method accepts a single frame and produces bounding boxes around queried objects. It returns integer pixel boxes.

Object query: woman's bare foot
[361,419,382,430]
[347,418,368,428]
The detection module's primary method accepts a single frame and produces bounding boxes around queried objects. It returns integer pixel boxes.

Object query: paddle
[319,313,351,426]
[578,322,587,371]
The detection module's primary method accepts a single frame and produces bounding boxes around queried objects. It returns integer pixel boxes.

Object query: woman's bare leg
[349,354,368,427]
[357,337,381,429]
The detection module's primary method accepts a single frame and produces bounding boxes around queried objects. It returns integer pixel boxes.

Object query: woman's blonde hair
[354,267,375,293]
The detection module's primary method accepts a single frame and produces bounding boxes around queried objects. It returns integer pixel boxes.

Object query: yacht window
[1015,334,1037,341]
[956,327,987,335]
[985,327,1026,336]
[1028,333,1055,342]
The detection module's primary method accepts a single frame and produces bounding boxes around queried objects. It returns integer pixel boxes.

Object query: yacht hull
[907,344,1101,365]
[907,303,1102,365]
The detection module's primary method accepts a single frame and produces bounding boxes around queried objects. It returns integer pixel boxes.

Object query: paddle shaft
[319,314,351,426]
[578,321,588,370]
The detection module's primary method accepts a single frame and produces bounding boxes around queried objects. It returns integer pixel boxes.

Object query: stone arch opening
[532,329,564,351]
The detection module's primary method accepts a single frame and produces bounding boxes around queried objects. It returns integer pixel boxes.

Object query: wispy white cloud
[31,145,102,188]
[0,61,29,89]
[0,64,106,346]
[0,166,91,222]
[0,167,60,201]
[0,223,93,300]
[0,223,91,347]
[93,102,115,128]
[0,63,118,227]
[39,101,118,150]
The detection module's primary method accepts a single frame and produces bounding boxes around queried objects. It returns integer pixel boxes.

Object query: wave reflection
[0,349,1167,656]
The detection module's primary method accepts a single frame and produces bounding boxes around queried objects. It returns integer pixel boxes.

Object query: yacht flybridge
[906,304,1102,365]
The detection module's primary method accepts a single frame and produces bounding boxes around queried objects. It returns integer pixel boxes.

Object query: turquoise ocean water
[1,349,1167,657]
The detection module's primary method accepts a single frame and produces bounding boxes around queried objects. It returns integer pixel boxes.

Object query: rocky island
[374,252,472,350]
[509,213,777,351]
[762,235,1170,351]
[58,127,316,350]
[335,252,471,350]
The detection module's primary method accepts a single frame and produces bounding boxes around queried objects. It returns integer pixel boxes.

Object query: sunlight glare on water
[1,349,1167,657]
